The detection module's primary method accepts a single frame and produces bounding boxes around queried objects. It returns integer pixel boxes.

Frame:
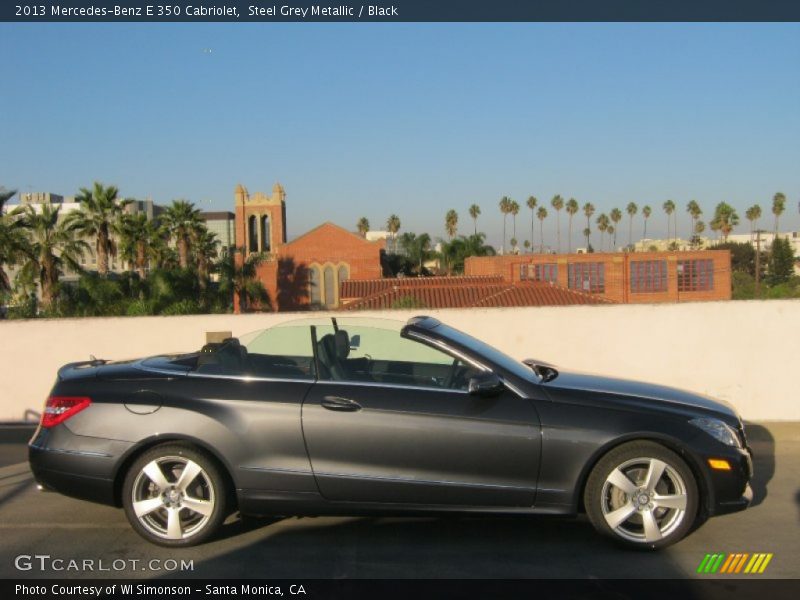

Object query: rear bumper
[28,425,132,506]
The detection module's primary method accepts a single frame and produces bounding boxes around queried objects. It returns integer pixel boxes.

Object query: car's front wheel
[584,441,698,549]
[122,444,228,547]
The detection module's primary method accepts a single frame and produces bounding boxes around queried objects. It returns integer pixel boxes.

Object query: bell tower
[234,182,287,254]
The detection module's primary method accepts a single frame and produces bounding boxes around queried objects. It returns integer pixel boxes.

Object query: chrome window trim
[134,363,314,384]
[318,379,470,395]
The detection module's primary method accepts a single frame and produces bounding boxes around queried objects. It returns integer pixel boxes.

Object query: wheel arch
[572,432,712,516]
[112,434,238,510]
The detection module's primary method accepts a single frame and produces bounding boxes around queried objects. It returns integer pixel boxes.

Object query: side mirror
[468,372,505,397]
[349,334,361,350]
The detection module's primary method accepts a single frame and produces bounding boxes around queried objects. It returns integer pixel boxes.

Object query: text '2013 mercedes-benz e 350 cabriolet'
[29,316,752,548]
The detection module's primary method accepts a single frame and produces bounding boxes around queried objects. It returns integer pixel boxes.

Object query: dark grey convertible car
[29,316,752,548]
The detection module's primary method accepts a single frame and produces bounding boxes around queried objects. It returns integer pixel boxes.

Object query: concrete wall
[1,300,798,422]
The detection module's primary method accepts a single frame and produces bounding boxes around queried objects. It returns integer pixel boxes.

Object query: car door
[302,321,541,507]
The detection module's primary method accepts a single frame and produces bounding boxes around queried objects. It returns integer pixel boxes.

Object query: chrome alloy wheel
[131,456,215,541]
[600,457,688,544]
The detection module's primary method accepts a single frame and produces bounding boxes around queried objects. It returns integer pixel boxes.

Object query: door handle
[321,396,362,412]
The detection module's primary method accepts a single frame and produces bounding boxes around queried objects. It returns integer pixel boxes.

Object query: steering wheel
[443,358,459,389]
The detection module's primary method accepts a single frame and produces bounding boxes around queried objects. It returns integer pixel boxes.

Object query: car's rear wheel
[122,444,227,547]
[584,441,698,549]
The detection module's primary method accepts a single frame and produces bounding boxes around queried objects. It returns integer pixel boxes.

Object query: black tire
[584,441,699,550]
[122,443,228,547]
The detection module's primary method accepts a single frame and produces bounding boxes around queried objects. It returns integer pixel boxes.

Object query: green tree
[445,209,458,239]
[583,202,595,249]
[642,205,652,241]
[596,213,610,251]
[510,199,520,241]
[536,206,548,253]
[118,213,153,279]
[526,196,537,254]
[566,198,579,253]
[767,237,795,286]
[745,204,762,242]
[626,202,638,247]
[609,207,622,249]
[710,202,739,242]
[193,226,218,297]
[19,203,89,310]
[686,200,702,244]
[0,189,27,296]
[217,248,270,312]
[356,217,370,237]
[523,239,531,253]
[551,195,564,253]
[468,204,480,235]
[772,192,786,237]
[662,199,676,241]
[399,232,433,273]
[66,182,130,276]
[163,200,202,269]
[386,214,401,252]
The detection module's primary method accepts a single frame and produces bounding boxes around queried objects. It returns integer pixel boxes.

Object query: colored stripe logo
[696,553,773,574]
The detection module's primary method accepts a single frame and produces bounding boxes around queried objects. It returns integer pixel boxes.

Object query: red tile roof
[339,278,613,311]
[340,275,504,300]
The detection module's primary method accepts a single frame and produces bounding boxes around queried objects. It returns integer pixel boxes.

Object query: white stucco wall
[0,300,798,422]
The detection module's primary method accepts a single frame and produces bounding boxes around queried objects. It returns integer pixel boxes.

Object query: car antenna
[331,317,339,332]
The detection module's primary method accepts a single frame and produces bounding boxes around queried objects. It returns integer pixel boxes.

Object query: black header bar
[3,0,800,23]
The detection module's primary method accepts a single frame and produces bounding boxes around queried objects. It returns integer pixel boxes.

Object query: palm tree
[551,195,564,253]
[193,227,218,296]
[626,202,638,248]
[745,205,762,242]
[565,198,579,253]
[386,214,401,252]
[399,232,433,273]
[662,200,676,242]
[694,220,706,245]
[523,239,531,253]
[468,204,481,235]
[686,200,702,245]
[609,208,622,250]
[526,196,537,254]
[218,248,270,313]
[0,191,27,296]
[66,182,130,276]
[19,203,89,310]
[510,200,520,242]
[642,205,652,241]
[710,202,740,242]
[0,187,16,211]
[445,209,458,239]
[536,206,548,253]
[583,202,595,249]
[356,217,370,237]
[499,196,512,254]
[148,220,176,270]
[118,213,153,279]
[772,192,786,238]
[596,213,610,251]
[163,200,202,269]
[509,237,518,254]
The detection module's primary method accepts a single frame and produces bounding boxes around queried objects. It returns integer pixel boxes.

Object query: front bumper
[701,444,753,516]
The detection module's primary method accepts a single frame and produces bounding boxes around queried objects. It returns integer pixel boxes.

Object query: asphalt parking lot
[1,423,798,580]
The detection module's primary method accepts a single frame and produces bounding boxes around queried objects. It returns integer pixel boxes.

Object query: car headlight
[689,417,742,448]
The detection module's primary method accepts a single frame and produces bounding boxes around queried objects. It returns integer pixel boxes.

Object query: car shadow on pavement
[163,514,701,581]
[743,421,775,507]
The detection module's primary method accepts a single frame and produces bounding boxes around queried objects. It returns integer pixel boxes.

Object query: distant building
[201,211,236,254]
[465,249,732,304]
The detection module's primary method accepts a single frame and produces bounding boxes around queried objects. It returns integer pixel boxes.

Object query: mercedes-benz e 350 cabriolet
[29,316,752,548]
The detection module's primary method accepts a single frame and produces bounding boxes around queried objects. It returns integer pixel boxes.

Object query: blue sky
[1,23,798,248]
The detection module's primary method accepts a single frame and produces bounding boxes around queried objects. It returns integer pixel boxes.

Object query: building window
[630,260,668,293]
[309,266,321,306]
[568,262,605,293]
[524,263,558,283]
[323,266,335,307]
[260,215,270,252]
[677,259,714,291]
[337,264,349,286]
[248,215,258,252]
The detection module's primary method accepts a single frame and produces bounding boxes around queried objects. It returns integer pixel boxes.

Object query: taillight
[41,396,91,428]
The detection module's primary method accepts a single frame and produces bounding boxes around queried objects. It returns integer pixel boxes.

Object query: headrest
[334,330,350,359]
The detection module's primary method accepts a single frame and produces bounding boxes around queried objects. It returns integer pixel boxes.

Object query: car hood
[542,369,738,420]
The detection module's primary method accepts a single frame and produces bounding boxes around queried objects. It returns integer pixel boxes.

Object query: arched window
[248,215,258,252]
[323,266,335,308]
[309,266,321,306]
[260,215,270,252]
[337,264,349,286]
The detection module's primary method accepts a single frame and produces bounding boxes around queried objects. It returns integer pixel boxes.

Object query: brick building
[233,183,384,312]
[464,250,732,303]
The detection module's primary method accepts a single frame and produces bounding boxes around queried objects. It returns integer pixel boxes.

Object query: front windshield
[421,322,537,382]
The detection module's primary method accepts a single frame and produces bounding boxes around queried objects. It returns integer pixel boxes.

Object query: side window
[195,325,315,380]
[315,325,481,391]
